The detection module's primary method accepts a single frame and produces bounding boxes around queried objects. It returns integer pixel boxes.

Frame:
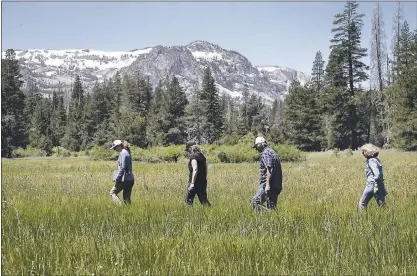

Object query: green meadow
[2,150,416,275]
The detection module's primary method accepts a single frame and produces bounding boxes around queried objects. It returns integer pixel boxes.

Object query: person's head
[252,136,267,153]
[185,141,201,155]
[361,143,379,158]
[110,139,131,153]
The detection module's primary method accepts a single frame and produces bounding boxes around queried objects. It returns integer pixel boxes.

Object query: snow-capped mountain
[256,65,310,93]
[3,41,310,101]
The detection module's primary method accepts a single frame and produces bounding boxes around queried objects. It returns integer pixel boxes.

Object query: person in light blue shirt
[109,140,135,205]
[358,143,387,211]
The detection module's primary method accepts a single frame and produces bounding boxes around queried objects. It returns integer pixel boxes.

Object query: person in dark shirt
[251,136,283,211]
[184,141,211,207]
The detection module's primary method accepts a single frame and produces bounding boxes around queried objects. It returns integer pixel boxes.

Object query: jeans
[185,182,211,207]
[109,180,135,205]
[358,181,387,210]
[251,185,281,211]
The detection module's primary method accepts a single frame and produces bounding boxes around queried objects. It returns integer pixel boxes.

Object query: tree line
[2,1,416,157]
[284,1,416,151]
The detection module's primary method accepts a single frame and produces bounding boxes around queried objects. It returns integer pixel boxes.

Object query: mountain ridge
[2,40,311,101]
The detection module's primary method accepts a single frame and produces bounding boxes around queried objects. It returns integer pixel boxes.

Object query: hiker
[358,143,387,211]
[184,141,211,207]
[251,136,283,211]
[109,140,135,205]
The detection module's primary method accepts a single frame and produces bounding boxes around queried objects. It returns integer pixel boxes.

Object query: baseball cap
[110,140,122,149]
[252,136,267,148]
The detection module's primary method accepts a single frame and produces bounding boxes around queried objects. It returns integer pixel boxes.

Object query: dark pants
[185,182,211,207]
[251,186,281,211]
[110,180,134,205]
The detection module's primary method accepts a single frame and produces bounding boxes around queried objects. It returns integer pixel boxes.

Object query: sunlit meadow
[1,150,416,275]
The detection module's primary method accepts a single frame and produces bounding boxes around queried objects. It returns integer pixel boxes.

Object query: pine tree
[164,76,188,145]
[85,82,105,147]
[269,99,279,126]
[221,93,237,136]
[116,111,147,148]
[121,74,136,113]
[322,45,347,148]
[311,51,325,92]
[147,80,168,146]
[237,86,250,135]
[109,72,122,132]
[392,21,413,75]
[368,3,388,145]
[143,76,153,114]
[324,46,347,88]
[200,67,224,143]
[50,89,67,147]
[323,47,347,149]
[30,97,53,154]
[267,99,285,144]
[167,76,188,122]
[1,49,28,157]
[391,2,404,79]
[284,81,324,151]
[330,1,369,149]
[135,73,147,117]
[370,3,388,91]
[24,80,42,121]
[247,93,264,134]
[61,75,85,151]
[184,84,206,144]
[388,24,417,150]
[331,1,369,92]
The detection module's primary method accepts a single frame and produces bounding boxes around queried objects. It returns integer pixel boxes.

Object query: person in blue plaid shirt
[251,136,283,211]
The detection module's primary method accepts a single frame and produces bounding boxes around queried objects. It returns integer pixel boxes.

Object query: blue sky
[2,2,417,74]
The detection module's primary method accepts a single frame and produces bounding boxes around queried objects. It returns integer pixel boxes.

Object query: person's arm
[190,159,198,184]
[116,151,127,181]
[262,153,273,196]
[265,167,271,196]
[188,159,198,191]
[369,158,381,182]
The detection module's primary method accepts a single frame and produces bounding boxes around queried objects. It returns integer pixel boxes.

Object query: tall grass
[1,150,416,275]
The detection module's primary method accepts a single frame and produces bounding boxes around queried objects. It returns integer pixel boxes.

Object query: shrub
[216,144,258,163]
[160,145,184,162]
[89,145,118,161]
[219,134,240,145]
[215,143,303,163]
[129,145,184,163]
[238,133,256,145]
[345,148,353,156]
[51,147,71,157]
[12,147,48,158]
[269,144,304,162]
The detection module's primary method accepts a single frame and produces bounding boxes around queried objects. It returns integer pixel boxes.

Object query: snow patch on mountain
[190,51,223,61]
[216,84,241,98]
[11,48,153,72]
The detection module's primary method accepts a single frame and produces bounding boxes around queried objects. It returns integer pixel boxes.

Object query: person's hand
[373,183,379,194]
[188,183,195,192]
[265,186,271,198]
